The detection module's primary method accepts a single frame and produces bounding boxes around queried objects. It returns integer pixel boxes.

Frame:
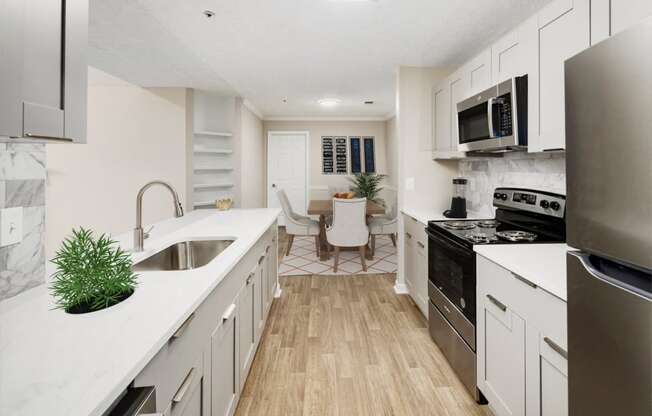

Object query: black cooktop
[427,188,567,249]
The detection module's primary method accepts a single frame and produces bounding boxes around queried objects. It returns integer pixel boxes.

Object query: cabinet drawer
[168,354,203,416]
[403,214,427,248]
[135,306,210,410]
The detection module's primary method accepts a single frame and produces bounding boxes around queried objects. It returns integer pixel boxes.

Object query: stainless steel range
[425,188,566,401]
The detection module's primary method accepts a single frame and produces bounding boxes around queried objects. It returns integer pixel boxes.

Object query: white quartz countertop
[474,243,573,301]
[401,207,488,225]
[0,208,280,416]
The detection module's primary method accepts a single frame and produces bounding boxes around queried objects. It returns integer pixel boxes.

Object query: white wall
[46,67,188,258]
[395,66,457,292]
[238,103,265,208]
[397,66,458,213]
[262,119,389,200]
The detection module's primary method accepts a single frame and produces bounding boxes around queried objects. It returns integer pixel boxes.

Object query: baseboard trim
[274,286,282,298]
[393,282,408,294]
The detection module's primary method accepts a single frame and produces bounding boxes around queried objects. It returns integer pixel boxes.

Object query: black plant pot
[65,290,134,314]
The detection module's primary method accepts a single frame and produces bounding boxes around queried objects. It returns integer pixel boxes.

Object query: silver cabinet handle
[246,272,254,285]
[486,294,507,312]
[417,241,425,249]
[23,133,74,143]
[265,245,270,253]
[172,367,195,404]
[410,216,418,222]
[544,337,568,359]
[258,254,265,265]
[171,313,195,340]
[222,303,236,322]
[405,232,412,239]
[512,272,537,288]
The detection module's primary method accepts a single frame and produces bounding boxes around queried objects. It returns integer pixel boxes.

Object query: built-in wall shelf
[193,183,235,190]
[194,167,234,173]
[193,146,233,155]
[193,200,216,208]
[194,130,233,137]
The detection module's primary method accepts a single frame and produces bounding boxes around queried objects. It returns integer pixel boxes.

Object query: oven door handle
[425,229,473,258]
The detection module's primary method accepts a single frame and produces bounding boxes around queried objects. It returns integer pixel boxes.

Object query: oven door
[426,229,476,324]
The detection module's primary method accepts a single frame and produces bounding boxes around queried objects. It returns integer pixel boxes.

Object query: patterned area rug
[279,235,397,276]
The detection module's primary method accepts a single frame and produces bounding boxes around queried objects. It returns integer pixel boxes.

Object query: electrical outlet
[0,207,23,247]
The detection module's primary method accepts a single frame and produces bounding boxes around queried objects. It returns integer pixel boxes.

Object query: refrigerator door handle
[568,252,652,300]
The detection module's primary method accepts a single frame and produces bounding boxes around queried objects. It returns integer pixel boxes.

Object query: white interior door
[267,131,308,225]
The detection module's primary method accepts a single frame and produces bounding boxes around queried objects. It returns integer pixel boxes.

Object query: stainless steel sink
[132,239,235,272]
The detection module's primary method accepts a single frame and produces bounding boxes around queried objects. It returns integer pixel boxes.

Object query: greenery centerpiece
[348,172,387,206]
[50,228,137,314]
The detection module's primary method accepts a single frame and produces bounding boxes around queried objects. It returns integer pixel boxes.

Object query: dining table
[307,199,386,261]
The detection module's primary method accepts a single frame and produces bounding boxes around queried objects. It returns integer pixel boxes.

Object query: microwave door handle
[487,97,496,138]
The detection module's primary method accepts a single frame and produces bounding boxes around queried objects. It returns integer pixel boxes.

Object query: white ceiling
[89,0,551,118]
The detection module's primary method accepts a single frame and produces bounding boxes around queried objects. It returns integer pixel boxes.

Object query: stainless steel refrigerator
[565,18,652,416]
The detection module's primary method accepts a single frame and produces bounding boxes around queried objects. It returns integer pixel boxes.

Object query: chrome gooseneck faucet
[134,181,184,252]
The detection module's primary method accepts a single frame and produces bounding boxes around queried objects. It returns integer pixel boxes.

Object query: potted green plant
[348,172,387,205]
[50,228,137,314]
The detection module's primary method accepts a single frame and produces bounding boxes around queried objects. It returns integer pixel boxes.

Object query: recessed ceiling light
[318,98,341,107]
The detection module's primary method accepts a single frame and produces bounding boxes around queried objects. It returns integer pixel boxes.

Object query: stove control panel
[493,188,565,218]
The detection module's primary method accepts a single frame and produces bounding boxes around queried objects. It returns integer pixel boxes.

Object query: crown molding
[242,99,264,120]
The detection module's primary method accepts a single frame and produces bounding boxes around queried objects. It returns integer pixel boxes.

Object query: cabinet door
[529,0,590,152]
[414,241,428,318]
[267,238,278,304]
[238,272,256,388]
[211,303,238,416]
[449,70,467,150]
[168,355,204,416]
[539,335,568,416]
[0,0,86,142]
[492,17,537,83]
[611,0,652,35]
[433,82,452,152]
[403,227,415,295]
[478,293,526,416]
[463,50,492,96]
[170,375,203,416]
[254,257,265,342]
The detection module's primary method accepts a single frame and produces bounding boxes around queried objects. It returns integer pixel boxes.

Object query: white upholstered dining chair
[326,198,369,272]
[368,201,398,257]
[277,189,320,257]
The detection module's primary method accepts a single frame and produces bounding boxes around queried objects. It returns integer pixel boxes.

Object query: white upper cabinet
[449,70,467,149]
[432,78,459,159]
[528,0,590,152]
[592,0,652,43]
[492,17,538,83]
[0,0,88,143]
[462,50,492,96]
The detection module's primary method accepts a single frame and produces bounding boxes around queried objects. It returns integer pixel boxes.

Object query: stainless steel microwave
[456,75,528,152]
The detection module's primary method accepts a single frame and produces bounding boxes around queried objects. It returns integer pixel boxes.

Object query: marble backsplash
[458,152,566,216]
[0,143,46,301]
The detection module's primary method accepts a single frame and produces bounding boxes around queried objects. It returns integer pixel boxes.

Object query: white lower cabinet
[134,223,278,416]
[479,293,526,416]
[162,355,204,416]
[211,303,238,416]
[402,214,428,318]
[477,255,567,416]
[238,266,257,389]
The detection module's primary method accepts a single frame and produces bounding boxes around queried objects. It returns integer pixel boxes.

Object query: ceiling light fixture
[318,98,341,107]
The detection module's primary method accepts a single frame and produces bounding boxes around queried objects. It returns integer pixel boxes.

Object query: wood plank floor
[235,228,490,416]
